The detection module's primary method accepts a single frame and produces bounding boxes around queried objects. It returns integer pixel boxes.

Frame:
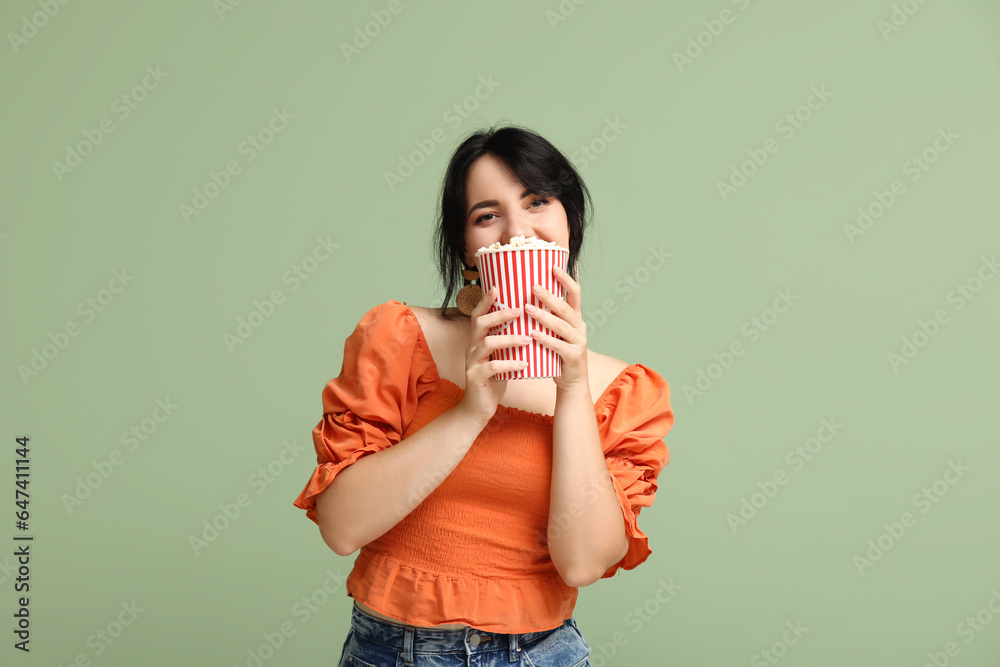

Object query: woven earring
[455,264,483,316]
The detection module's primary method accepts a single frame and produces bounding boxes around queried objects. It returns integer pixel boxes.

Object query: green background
[3,0,999,665]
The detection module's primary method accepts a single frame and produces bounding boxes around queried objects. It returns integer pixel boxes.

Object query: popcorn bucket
[475,246,570,379]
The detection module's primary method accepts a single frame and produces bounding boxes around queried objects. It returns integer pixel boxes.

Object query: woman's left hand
[526,265,588,393]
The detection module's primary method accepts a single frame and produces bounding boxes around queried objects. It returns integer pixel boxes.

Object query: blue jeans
[338,601,593,667]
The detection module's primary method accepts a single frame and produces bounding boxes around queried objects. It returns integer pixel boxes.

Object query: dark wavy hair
[432,123,593,321]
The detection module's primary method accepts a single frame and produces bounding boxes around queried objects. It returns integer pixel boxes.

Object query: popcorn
[473,234,569,379]
[474,235,567,258]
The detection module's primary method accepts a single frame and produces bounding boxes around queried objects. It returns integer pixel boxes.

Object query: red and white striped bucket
[475,246,569,379]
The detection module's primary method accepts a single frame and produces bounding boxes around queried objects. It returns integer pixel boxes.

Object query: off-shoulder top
[292,300,674,633]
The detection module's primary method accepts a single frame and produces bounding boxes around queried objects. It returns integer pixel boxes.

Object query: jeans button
[470,633,481,647]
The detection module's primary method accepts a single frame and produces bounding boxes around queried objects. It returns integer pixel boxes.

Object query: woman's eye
[474,198,548,223]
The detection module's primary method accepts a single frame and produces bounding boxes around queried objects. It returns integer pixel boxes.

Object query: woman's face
[462,154,569,266]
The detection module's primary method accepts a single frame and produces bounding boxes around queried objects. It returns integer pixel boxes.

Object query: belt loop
[402,626,414,665]
[509,631,519,662]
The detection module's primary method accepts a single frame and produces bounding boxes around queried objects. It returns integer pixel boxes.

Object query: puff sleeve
[595,364,674,579]
[292,300,432,526]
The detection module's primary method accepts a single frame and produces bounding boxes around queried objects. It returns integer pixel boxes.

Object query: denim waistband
[350,600,566,661]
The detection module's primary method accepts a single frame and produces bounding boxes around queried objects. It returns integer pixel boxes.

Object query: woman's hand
[525,265,589,393]
[456,285,532,426]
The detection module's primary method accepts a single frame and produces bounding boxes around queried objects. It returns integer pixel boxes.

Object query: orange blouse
[292,300,674,633]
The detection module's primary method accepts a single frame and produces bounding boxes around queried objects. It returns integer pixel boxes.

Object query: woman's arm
[526,267,629,587]
[314,403,489,556]
[548,383,630,587]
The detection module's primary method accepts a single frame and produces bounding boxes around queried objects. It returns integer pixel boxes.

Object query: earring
[456,264,482,316]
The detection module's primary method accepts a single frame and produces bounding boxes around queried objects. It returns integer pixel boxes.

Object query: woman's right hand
[457,285,531,426]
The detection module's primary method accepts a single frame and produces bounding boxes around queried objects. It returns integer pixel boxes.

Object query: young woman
[293,124,675,667]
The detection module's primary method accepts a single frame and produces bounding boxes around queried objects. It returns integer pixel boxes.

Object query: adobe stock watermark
[567,117,627,174]
[750,620,809,666]
[717,85,833,202]
[340,0,406,63]
[726,417,844,534]
[229,567,349,667]
[672,0,760,73]
[843,126,959,244]
[17,268,135,386]
[53,600,144,666]
[583,244,670,333]
[589,578,683,667]
[8,0,74,54]
[886,254,998,372]
[532,118,628,200]
[545,0,589,30]
[0,555,21,586]
[51,65,169,183]
[179,106,295,224]
[223,236,340,353]
[919,588,1000,667]
[877,0,934,41]
[853,459,969,576]
[213,0,248,21]
[61,398,180,515]
[384,75,501,191]
[682,288,799,405]
[188,439,307,556]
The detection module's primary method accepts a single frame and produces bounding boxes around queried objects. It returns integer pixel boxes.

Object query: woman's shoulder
[589,350,631,393]
[405,304,453,320]
[592,350,630,374]
[406,305,467,341]
[406,303,465,321]
[592,355,672,419]
[352,299,416,333]
[343,300,429,356]
[346,301,439,380]
[404,305,469,377]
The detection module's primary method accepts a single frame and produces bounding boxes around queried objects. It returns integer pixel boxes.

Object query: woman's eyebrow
[467,189,533,218]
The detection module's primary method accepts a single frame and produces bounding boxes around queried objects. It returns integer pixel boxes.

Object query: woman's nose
[501,219,532,244]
